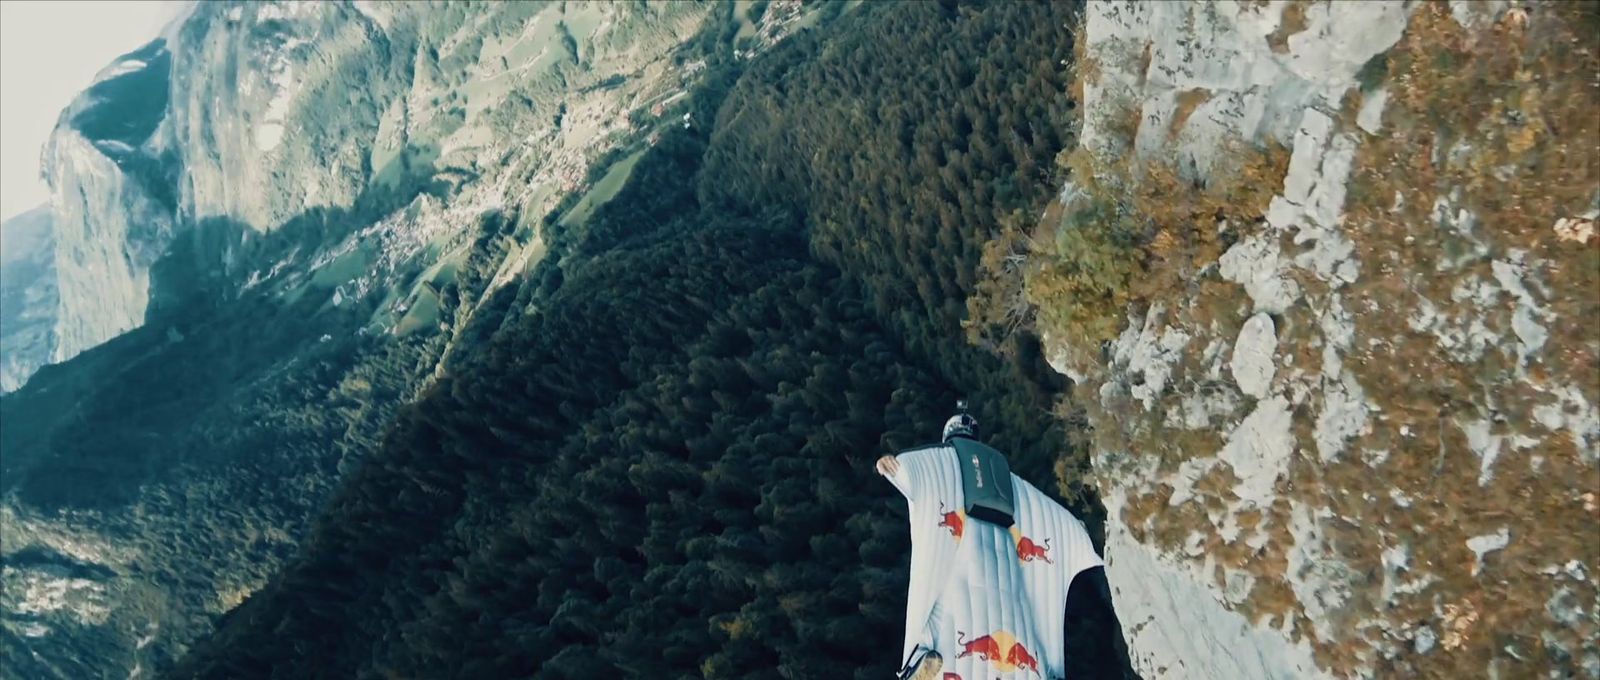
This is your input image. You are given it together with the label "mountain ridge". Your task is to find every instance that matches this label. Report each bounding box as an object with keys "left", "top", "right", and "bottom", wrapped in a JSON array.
[{"left": 2, "top": 2, "right": 796, "bottom": 675}]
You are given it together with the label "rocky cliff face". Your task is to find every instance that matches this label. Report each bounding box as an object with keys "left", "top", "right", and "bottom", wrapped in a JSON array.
[
  {"left": 41, "top": 36, "right": 177, "bottom": 368},
  {"left": 46, "top": 131, "right": 176, "bottom": 366},
  {"left": 1034, "top": 1, "right": 1598, "bottom": 677},
  {"left": 27, "top": 0, "right": 742, "bottom": 383},
  {"left": 0, "top": 206, "right": 57, "bottom": 393},
  {"left": 168, "top": 2, "right": 385, "bottom": 231}
]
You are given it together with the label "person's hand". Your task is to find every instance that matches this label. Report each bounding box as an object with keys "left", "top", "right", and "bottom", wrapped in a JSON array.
[{"left": 875, "top": 455, "right": 900, "bottom": 478}]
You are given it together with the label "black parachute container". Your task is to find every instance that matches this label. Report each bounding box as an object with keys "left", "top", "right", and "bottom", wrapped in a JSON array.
[
  {"left": 953, "top": 437, "right": 1016, "bottom": 526},
  {"left": 947, "top": 400, "right": 1015, "bottom": 526}
]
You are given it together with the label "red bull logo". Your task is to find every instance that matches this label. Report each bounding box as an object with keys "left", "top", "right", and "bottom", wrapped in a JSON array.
[
  {"left": 954, "top": 630, "right": 1042, "bottom": 677},
  {"left": 955, "top": 631, "right": 1003, "bottom": 662},
  {"left": 1015, "top": 535, "right": 1052, "bottom": 564},
  {"left": 1006, "top": 640, "right": 1042, "bottom": 676},
  {"left": 1008, "top": 526, "right": 1052, "bottom": 564},
  {"left": 937, "top": 501, "right": 965, "bottom": 540},
  {"left": 942, "top": 674, "right": 962, "bottom": 680}
]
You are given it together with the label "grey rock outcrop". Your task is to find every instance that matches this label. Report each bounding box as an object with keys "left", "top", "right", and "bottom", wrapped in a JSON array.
[
  {"left": 29, "top": 2, "right": 740, "bottom": 378},
  {"left": 1037, "top": 1, "right": 1599, "bottom": 677},
  {"left": 0, "top": 206, "right": 57, "bottom": 392},
  {"left": 45, "top": 126, "right": 175, "bottom": 363}
]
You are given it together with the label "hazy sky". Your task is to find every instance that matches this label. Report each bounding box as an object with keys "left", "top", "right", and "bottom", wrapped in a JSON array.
[{"left": 1, "top": 1, "right": 182, "bottom": 222}]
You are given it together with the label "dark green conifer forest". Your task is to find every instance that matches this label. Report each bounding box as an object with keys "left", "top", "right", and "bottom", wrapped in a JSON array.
[{"left": 172, "top": 2, "right": 1119, "bottom": 678}]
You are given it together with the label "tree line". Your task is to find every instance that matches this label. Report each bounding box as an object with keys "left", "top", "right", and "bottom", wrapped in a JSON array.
[{"left": 172, "top": 2, "right": 1125, "bottom": 678}]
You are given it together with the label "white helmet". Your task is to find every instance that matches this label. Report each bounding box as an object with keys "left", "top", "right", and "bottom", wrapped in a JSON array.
[{"left": 942, "top": 413, "right": 978, "bottom": 442}]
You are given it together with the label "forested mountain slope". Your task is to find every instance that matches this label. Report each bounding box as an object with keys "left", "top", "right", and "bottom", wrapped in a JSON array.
[
  {"left": 170, "top": 2, "right": 1119, "bottom": 678},
  {"left": 4, "top": 1, "right": 802, "bottom": 676}
]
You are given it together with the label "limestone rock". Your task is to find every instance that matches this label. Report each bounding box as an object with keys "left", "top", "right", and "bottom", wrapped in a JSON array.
[
  {"left": 1038, "top": 1, "right": 1599, "bottom": 677},
  {"left": 1230, "top": 313, "right": 1277, "bottom": 399}
]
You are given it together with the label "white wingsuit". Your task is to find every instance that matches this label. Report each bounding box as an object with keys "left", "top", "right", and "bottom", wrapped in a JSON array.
[{"left": 882, "top": 444, "right": 1102, "bottom": 680}]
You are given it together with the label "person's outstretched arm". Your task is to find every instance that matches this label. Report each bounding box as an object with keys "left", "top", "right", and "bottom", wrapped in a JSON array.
[
  {"left": 875, "top": 454, "right": 900, "bottom": 478},
  {"left": 876, "top": 454, "right": 913, "bottom": 499}
]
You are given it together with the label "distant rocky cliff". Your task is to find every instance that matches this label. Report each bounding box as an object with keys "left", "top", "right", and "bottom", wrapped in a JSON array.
[
  {"left": 0, "top": 206, "right": 57, "bottom": 392},
  {"left": 1034, "top": 1, "right": 1598, "bottom": 677},
  {"left": 23, "top": 0, "right": 748, "bottom": 386}
]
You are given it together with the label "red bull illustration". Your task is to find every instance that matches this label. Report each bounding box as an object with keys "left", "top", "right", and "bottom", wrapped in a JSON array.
[
  {"left": 953, "top": 630, "right": 1039, "bottom": 676},
  {"left": 938, "top": 501, "right": 965, "bottom": 540},
  {"left": 955, "top": 631, "right": 1003, "bottom": 661},
  {"left": 1005, "top": 640, "right": 1042, "bottom": 677},
  {"left": 1008, "top": 526, "right": 1052, "bottom": 564},
  {"left": 1015, "top": 535, "right": 1052, "bottom": 564}
]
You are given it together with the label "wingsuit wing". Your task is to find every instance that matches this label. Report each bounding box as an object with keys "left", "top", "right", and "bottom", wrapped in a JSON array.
[
  {"left": 885, "top": 445, "right": 964, "bottom": 669},
  {"left": 885, "top": 446, "right": 1103, "bottom": 678},
  {"left": 1009, "top": 473, "right": 1104, "bottom": 675}
]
